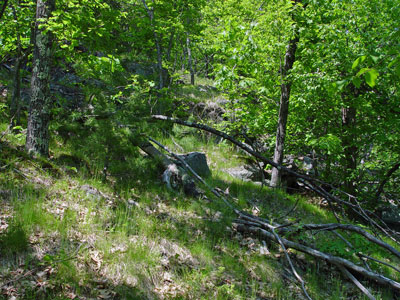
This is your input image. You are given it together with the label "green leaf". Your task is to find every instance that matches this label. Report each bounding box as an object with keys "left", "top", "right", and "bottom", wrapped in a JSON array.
[
  {"left": 334, "top": 79, "right": 348, "bottom": 91},
  {"left": 364, "top": 69, "right": 379, "bottom": 87},
  {"left": 352, "top": 76, "right": 362, "bottom": 88},
  {"left": 396, "top": 65, "right": 400, "bottom": 77},
  {"left": 352, "top": 55, "right": 366, "bottom": 70},
  {"left": 370, "top": 55, "right": 379, "bottom": 64},
  {"left": 356, "top": 67, "right": 369, "bottom": 77}
]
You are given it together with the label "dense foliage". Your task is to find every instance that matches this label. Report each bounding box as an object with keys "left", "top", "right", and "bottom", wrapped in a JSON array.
[{"left": 0, "top": 0, "right": 399, "bottom": 200}]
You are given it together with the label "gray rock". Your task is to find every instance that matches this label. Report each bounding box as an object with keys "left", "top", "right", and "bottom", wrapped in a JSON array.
[
  {"left": 302, "top": 156, "right": 316, "bottom": 175},
  {"left": 123, "top": 62, "right": 170, "bottom": 85},
  {"left": 225, "top": 165, "right": 264, "bottom": 182},
  {"left": 177, "top": 152, "right": 211, "bottom": 177},
  {"left": 380, "top": 204, "right": 400, "bottom": 225},
  {"left": 81, "top": 184, "right": 102, "bottom": 199}
]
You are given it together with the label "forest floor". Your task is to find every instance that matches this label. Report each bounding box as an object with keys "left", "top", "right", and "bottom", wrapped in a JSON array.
[{"left": 0, "top": 83, "right": 397, "bottom": 300}]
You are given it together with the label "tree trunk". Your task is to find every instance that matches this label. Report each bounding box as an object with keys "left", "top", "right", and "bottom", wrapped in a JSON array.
[
  {"left": 270, "top": 34, "right": 299, "bottom": 187},
  {"left": 25, "top": 0, "right": 55, "bottom": 157},
  {"left": 166, "top": 30, "right": 175, "bottom": 62},
  {"left": 10, "top": 57, "right": 21, "bottom": 126},
  {"left": 181, "top": 38, "right": 186, "bottom": 71},
  {"left": 341, "top": 95, "right": 358, "bottom": 194},
  {"left": 10, "top": 4, "right": 22, "bottom": 127},
  {"left": 186, "top": 34, "right": 195, "bottom": 85},
  {"left": 141, "top": 0, "right": 164, "bottom": 89},
  {"left": 155, "top": 34, "right": 164, "bottom": 89}
]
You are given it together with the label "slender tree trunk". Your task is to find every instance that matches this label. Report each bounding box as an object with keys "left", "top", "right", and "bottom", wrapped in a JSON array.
[
  {"left": 186, "top": 34, "right": 195, "bottom": 85},
  {"left": 141, "top": 0, "right": 164, "bottom": 89},
  {"left": 155, "top": 34, "right": 163, "bottom": 89},
  {"left": 172, "top": 49, "right": 178, "bottom": 74},
  {"left": 205, "top": 54, "right": 209, "bottom": 78},
  {"left": 181, "top": 38, "right": 186, "bottom": 71},
  {"left": 341, "top": 88, "right": 358, "bottom": 194},
  {"left": 10, "top": 58, "right": 21, "bottom": 126},
  {"left": 270, "top": 34, "right": 300, "bottom": 187},
  {"left": 25, "top": 0, "right": 55, "bottom": 157},
  {"left": 10, "top": 4, "right": 22, "bottom": 127},
  {"left": 166, "top": 30, "right": 175, "bottom": 62}
]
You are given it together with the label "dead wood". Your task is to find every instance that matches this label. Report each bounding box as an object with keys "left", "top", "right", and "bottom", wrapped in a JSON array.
[
  {"left": 138, "top": 141, "right": 182, "bottom": 190},
  {"left": 271, "top": 228, "right": 312, "bottom": 300},
  {"left": 149, "top": 137, "right": 313, "bottom": 298},
  {"left": 148, "top": 137, "right": 234, "bottom": 209},
  {"left": 235, "top": 223, "right": 400, "bottom": 291},
  {"left": 151, "top": 115, "right": 400, "bottom": 243},
  {"left": 299, "top": 223, "right": 400, "bottom": 259},
  {"left": 358, "top": 254, "right": 400, "bottom": 274},
  {"left": 145, "top": 133, "right": 400, "bottom": 296},
  {"left": 336, "top": 264, "right": 376, "bottom": 300}
]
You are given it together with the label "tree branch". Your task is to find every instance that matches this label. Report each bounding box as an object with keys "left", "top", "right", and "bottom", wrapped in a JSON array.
[
  {"left": 375, "top": 162, "right": 400, "bottom": 200},
  {"left": 235, "top": 224, "right": 400, "bottom": 291}
]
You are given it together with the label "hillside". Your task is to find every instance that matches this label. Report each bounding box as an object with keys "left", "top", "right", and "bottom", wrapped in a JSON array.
[{"left": 0, "top": 83, "right": 398, "bottom": 300}]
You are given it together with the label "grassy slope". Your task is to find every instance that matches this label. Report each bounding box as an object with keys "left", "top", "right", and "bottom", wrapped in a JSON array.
[{"left": 0, "top": 85, "right": 398, "bottom": 300}]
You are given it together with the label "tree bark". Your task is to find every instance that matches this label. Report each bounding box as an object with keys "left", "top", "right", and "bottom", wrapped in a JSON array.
[
  {"left": 270, "top": 33, "right": 300, "bottom": 187},
  {"left": 141, "top": 0, "right": 164, "bottom": 90},
  {"left": 25, "top": 0, "right": 55, "bottom": 157},
  {"left": 166, "top": 29, "right": 175, "bottom": 62},
  {"left": 10, "top": 57, "right": 21, "bottom": 126},
  {"left": 341, "top": 97, "right": 358, "bottom": 194},
  {"left": 10, "top": 4, "right": 23, "bottom": 127},
  {"left": 235, "top": 224, "right": 400, "bottom": 291},
  {"left": 151, "top": 115, "right": 400, "bottom": 240},
  {"left": 186, "top": 34, "right": 195, "bottom": 85}
]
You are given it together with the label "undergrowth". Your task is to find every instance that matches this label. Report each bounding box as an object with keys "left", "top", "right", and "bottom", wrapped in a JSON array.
[{"left": 0, "top": 85, "right": 398, "bottom": 299}]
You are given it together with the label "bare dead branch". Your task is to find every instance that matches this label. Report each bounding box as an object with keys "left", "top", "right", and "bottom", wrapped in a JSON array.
[
  {"left": 358, "top": 253, "right": 400, "bottom": 274},
  {"left": 336, "top": 264, "right": 376, "bottom": 300},
  {"left": 235, "top": 224, "right": 400, "bottom": 291},
  {"left": 299, "top": 223, "right": 400, "bottom": 259},
  {"left": 151, "top": 115, "right": 400, "bottom": 243},
  {"left": 272, "top": 228, "right": 313, "bottom": 300},
  {"left": 145, "top": 132, "right": 400, "bottom": 295}
]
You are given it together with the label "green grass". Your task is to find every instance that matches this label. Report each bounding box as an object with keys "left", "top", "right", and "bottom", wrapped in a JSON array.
[{"left": 1, "top": 99, "right": 398, "bottom": 300}]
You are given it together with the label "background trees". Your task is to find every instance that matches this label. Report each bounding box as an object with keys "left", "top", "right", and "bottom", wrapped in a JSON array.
[{"left": 0, "top": 0, "right": 398, "bottom": 198}]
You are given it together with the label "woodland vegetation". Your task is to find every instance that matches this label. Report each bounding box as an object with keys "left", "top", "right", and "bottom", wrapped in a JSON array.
[{"left": 0, "top": 0, "right": 399, "bottom": 299}]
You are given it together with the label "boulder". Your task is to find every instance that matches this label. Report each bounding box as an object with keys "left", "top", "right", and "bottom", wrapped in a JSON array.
[
  {"left": 379, "top": 204, "right": 400, "bottom": 226},
  {"left": 123, "top": 62, "right": 170, "bottom": 86},
  {"left": 177, "top": 152, "right": 211, "bottom": 177},
  {"left": 225, "top": 165, "right": 264, "bottom": 182}
]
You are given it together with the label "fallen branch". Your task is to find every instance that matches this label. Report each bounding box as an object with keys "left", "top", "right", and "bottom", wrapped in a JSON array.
[
  {"left": 146, "top": 135, "right": 400, "bottom": 296},
  {"left": 358, "top": 253, "right": 400, "bottom": 274},
  {"left": 149, "top": 137, "right": 315, "bottom": 299},
  {"left": 272, "top": 228, "right": 312, "bottom": 300},
  {"left": 235, "top": 224, "right": 400, "bottom": 291},
  {"left": 151, "top": 115, "right": 400, "bottom": 243},
  {"left": 299, "top": 223, "right": 400, "bottom": 259},
  {"left": 336, "top": 264, "right": 376, "bottom": 300}
]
